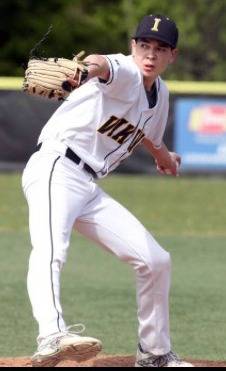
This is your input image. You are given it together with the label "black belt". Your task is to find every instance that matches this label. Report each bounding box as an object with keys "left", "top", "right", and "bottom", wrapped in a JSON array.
[{"left": 36, "top": 143, "right": 97, "bottom": 179}]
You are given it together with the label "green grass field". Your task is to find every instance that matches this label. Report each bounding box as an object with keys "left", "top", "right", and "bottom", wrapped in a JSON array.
[{"left": 0, "top": 173, "right": 226, "bottom": 360}]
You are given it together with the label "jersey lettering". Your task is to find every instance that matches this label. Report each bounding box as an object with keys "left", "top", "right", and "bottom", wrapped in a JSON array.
[
  {"left": 98, "top": 116, "right": 145, "bottom": 151},
  {"left": 128, "top": 130, "right": 145, "bottom": 152},
  {"left": 98, "top": 116, "right": 128, "bottom": 137},
  {"left": 112, "top": 124, "right": 135, "bottom": 144},
  {"left": 151, "top": 18, "right": 161, "bottom": 32}
]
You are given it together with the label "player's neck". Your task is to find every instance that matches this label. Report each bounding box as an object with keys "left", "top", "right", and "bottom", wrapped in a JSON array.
[{"left": 143, "top": 77, "right": 156, "bottom": 92}]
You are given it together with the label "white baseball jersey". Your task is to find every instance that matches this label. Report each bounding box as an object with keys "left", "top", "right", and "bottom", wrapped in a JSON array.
[{"left": 39, "top": 53, "right": 169, "bottom": 178}]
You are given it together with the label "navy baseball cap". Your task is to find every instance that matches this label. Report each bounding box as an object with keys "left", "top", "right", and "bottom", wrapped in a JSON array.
[{"left": 133, "top": 14, "right": 179, "bottom": 48}]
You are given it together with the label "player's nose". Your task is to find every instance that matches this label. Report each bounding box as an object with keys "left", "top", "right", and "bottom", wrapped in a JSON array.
[{"left": 146, "top": 48, "right": 157, "bottom": 60}]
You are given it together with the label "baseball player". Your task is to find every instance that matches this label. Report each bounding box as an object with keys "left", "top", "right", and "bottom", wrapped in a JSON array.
[{"left": 22, "top": 14, "right": 194, "bottom": 367}]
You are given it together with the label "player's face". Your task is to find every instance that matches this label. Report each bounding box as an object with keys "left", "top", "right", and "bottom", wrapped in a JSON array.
[{"left": 131, "top": 39, "right": 177, "bottom": 85}]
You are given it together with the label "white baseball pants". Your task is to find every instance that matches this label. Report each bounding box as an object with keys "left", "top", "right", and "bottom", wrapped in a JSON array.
[{"left": 22, "top": 141, "right": 171, "bottom": 355}]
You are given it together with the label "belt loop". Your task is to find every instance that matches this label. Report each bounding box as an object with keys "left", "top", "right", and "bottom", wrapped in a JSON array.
[
  {"left": 78, "top": 160, "right": 84, "bottom": 169},
  {"left": 84, "top": 163, "right": 97, "bottom": 179}
]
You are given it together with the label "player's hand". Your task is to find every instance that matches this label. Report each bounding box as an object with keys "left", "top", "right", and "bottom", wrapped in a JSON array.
[
  {"left": 156, "top": 152, "right": 181, "bottom": 177},
  {"left": 67, "top": 77, "right": 80, "bottom": 87},
  {"left": 62, "top": 77, "right": 80, "bottom": 92}
]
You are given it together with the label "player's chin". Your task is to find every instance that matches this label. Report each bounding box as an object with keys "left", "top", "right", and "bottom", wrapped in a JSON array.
[{"left": 142, "top": 69, "right": 158, "bottom": 79}]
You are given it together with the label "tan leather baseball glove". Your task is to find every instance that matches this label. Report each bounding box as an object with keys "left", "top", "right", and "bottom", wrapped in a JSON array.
[{"left": 22, "top": 51, "right": 88, "bottom": 100}]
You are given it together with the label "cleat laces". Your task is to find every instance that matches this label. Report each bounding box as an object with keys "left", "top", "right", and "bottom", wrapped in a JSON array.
[
  {"left": 164, "top": 351, "right": 181, "bottom": 365},
  {"left": 65, "top": 323, "right": 86, "bottom": 336},
  {"left": 37, "top": 323, "right": 86, "bottom": 352},
  {"left": 137, "top": 349, "right": 182, "bottom": 367}
]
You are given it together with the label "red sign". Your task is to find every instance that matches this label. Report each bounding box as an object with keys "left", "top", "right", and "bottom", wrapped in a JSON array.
[{"left": 189, "top": 105, "right": 226, "bottom": 135}]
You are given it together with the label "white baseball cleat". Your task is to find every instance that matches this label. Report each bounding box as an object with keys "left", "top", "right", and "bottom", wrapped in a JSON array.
[
  {"left": 31, "top": 324, "right": 102, "bottom": 367},
  {"left": 135, "top": 344, "right": 194, "bottom": 367}
]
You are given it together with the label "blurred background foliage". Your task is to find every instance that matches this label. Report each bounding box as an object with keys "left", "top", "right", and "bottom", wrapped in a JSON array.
[{"left": 0, "top": 0, "right": 226, "bottom": 80}]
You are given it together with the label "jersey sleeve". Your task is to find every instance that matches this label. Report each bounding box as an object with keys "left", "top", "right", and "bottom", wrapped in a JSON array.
[{"left": 96, "top": 54, "right": 141, "bottom": 102}]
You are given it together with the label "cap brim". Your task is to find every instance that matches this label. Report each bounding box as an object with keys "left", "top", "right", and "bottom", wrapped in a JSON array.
[{"left": 133, "top": 33, "right": 176, "bottom": 48}]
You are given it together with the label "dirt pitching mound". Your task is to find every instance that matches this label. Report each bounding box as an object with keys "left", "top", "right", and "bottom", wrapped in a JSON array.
[{"left": 0, "top": 356, "right": 226, "bottom": 367}]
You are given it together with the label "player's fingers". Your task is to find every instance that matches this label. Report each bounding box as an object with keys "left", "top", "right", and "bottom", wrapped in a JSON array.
[
  {"left": 171, "top": 161, "right": 180, "bottom": 177},
  {"left": 157, "top": 162, "right": 180, "bottom": 177},
  {"left": 169, "top": 162, "right": 179, "bottom": 177},
  {"left": 156, "top": 165, "right": 166, "bottom": 175},
  {"left": 62, "top": 77, "right": 79, "bottom": 92},
  {"left": 67, "top": 77, "right": 79, "bottom": 87},
  {"left": 175, "top": 155, "right": 181, "bottom": 166}
]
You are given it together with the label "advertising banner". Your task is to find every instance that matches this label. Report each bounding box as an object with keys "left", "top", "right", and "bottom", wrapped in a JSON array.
[{"left": 174, "top": 98, "right": 226, "bottom": 171}]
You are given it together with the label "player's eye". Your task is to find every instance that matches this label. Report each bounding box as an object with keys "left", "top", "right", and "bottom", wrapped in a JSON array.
[
  {"left": 157, "top": 47, "right": 167, "bottom": 53},
  {"left": 140, "top": 43, "right": 149, "bottom": 50}
]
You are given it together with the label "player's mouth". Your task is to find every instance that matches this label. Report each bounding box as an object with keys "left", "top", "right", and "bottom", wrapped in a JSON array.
[{"left": 143, "top": 64, "right": 155, "bottom": 73}]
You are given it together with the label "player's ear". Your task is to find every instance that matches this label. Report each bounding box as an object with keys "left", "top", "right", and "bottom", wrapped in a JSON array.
[
  {"left": 168, "top": 48, "right": 178, "bottom": 64},
  {"left": 131, "top": 39, "right": 136, "bottom": 56}
]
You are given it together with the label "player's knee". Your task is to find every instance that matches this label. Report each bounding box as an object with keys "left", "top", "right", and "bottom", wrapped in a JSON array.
[
  {"left": 154, "top": 251, "right": 171, "bottom": 273},
  {"left": 139, "top": 250, "right": 171, "bottom": 275}
]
